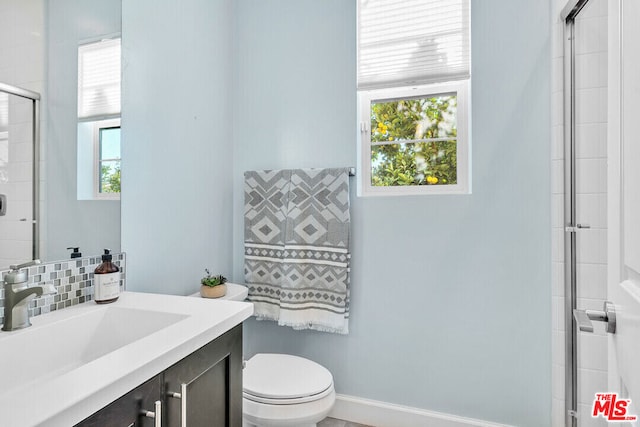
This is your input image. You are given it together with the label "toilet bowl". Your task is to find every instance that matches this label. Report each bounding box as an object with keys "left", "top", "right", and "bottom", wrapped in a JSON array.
[
  {"left": 242, "top": 353, "right": 335, "bottom": 427},
  {"left": 191, "top": 283, "right": 336, "bottom": 426}
]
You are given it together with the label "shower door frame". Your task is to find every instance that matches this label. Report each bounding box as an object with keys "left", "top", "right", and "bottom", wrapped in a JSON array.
[
  {"left": 0, "top": 82, "right": 41, "bottom": 262},
  {"left": 561, "top": 0, "right": 600, "bottom": 426}
]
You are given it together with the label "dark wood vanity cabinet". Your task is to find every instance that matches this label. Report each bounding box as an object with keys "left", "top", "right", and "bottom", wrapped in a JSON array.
[
  {"left": 164, "top": 323, "right": 243, "bottom": 427},
  {"left": 75, "top": 325, "right": 243, "bottom": 427},
  {"left": 75, "top": 375, "right": 162, "bottom": 427}
]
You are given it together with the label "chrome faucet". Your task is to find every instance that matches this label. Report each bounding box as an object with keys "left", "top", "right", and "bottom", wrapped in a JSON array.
[{"left": 2, "top": 260, "right": 56, "bottom": 331}]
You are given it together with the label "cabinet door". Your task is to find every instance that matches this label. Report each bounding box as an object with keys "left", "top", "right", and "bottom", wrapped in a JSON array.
[
  {"left": 164, "top": 325, "right": 243, "bottom": 427},
  {"left": 74, "top": 375, "right": 162, "bottom": 427}
]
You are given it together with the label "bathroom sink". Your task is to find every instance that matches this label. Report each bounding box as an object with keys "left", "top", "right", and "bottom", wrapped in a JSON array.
[
  {"left": 0, "top": 306, "right": 187, "bottom": 394},
  {"left": 0, "top": 291, "right": 253, "bottom": 427}
]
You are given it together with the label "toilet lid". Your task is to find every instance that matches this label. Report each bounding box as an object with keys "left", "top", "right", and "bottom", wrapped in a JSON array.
[{"left": 243, "top": 353, "right": 333, "bottom": 400}]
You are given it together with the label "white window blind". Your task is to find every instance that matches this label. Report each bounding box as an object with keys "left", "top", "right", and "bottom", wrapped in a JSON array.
[
  {"left": 358, "top": 0, "right": 470, "bottom": 90},
  {"left": 78, "top": 38, "right": 121, "bottom": 119}
]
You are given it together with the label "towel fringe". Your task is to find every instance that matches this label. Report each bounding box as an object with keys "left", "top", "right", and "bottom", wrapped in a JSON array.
[{"left": 254, "top": 315, "right": 349, "bottom": 335}]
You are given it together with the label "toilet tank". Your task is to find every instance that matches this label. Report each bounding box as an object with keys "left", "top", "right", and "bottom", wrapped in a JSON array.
[{"left": 190, "top": 283, "right": 248, "bottom": 301}]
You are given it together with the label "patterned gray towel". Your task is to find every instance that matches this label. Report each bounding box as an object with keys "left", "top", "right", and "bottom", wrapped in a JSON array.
[{"left": 244, "top": 168, "right": 351, "bottom": 334}]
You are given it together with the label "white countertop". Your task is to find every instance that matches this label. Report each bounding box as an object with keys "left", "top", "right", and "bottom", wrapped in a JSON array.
[{"left": 0, "top": 291, "right": 253, "bottom": 427}]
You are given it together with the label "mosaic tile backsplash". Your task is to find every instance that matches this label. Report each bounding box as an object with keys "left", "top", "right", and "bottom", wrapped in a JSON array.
[{"left": 0, "top": 253, "right": 126, "bottom": 326}]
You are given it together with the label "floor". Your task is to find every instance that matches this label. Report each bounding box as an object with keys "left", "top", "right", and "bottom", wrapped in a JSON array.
[{"left": 318, "top": 418, "right": 371, "bottom": 427}]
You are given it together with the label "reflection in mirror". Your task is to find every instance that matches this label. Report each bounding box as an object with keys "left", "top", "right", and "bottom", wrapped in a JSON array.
[
  {"left": 0, "top": 84, "right": 39, "bottom": 268},
  {"left": 0, "top": 0, "right": 122, "bottom": 269}
]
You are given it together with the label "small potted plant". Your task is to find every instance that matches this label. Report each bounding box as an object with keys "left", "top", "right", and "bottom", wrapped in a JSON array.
[{"left": 200, "top": 269, "right": 228, "bottom": 298}]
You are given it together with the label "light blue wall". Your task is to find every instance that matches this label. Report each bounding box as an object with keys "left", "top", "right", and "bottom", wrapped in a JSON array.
[
  {"left": 121, "top": 0, "right": 551, "bottom": 424},
  {"left": 46, "top": 0, "right": 121, "bottom": 261},
  {"left": 121, "top": 0, "right": 234, "bottom": 295},
  {"left": 232, "top": 0, "right": 551, "bottom": 426}
]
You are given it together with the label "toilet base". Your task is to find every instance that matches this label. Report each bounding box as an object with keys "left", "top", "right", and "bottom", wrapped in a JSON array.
[
  {"left": 243, "top": 422, "right": 316, "bottom": 427},
  {"left": 242, "top": 389, "right": 335, "bottom": 427}
]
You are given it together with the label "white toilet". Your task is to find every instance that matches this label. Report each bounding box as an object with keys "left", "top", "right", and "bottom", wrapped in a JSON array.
[
  {"left": 192, "top": 283, "right": 336, "bottom": 426},
  {"left": 242, "top": 353, "right": 335, "bottom": 427}
]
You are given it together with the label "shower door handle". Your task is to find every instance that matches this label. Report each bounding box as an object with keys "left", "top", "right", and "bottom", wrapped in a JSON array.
[
  {"left": 0, "top": 194, "right": 5, "bottom": 216},
  {"left": 573, "top": 301, "right": 616, "bottom": 334}
]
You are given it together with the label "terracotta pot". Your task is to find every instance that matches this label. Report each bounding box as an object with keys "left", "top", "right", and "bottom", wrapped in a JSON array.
[{"left": 200, "top": 284, "right": 227, "bottom": 298}]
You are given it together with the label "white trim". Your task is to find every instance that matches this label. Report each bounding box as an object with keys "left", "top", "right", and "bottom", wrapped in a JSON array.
[
  {"left": 329, "top": 394, "right": 514, "bottom": 427},
  {"left": 358, "top": 80, "right": 471, "bottom": 197},
  {"left": 78, "top": 32, "right": 121, "bottom": 47},
  {"left": 372, "top": 136, "right": 458, "bottom": 147}
]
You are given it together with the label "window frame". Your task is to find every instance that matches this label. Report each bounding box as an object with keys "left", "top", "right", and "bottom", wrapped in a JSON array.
[
  {"left": 92, "top": 118, "right": 121, "bottom": 200},
  {"left": 358, "top": 80, "right": 470, "bottom": 197}
]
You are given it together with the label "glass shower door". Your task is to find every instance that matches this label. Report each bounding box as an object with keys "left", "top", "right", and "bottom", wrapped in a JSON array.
[
  {"left": 0, "top": 87, "right": 37, "bottom": 268},
  {"left": 573, "top": 0, "right": 609, "bottom": 424}
]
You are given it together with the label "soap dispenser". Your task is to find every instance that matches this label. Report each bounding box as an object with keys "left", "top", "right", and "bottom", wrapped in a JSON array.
[
  {"left": 94, "top": 249, "right": 120, "bottom": 304},
  {"left": 67, "top": 247, "right": 82, "bottom": 259}
]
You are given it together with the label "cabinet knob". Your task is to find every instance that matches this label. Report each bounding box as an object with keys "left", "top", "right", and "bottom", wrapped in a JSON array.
[{"left": 140, "top": 400, "right": 162, "bottom": 427}]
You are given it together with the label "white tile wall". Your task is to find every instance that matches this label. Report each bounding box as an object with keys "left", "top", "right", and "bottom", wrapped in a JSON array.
[
  {"left": 577, "top": 263, "right": 608, "bottom": 300},
  {"left": 553, "top": 330, "right": 566, "bottom": 366},
  {"left": 551, "top": 0, "right": 609, "bottom": 425},
  {"left": 578, "top": 334, "right": 608, "bottom": 370},
  {"left": 552, "top": 125, "right": 565, "bottom": 160},
  {"left": 576, "top": 158, "right": 607, "bottom": 194},
  {"left": 576, "top": 229, "right": 607, "bottom": 265},
  {"left": 552, "top": 229, "right": 565, "bottom": 267},
  {"left": 576, "top": 193, "right": 607, "bottom": 228},
  {"left": 553, "top": 261, "right": 565, "bottom": 297},
  {"left": 574, "top": 16, "right": 608, "bottom": 55},
  {"left": 551, "top": 159, "right": 565, "bottom": 194},
  {"left": 575, "top": 88, "right": 604, "bottom": 124},
  {"left": 553, "top": 397, "right": 565, "bottom": 426},
  {"left": 574, "top": 3, "right": 609, "bottom": 421},
  {"left": 579, "top": 368, "right": 608, "bottom": 402},
  {"left": 552, "top": 194, "right": 564, "bottom": 228}
]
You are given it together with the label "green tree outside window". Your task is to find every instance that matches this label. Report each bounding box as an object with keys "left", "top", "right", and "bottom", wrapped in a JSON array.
[{"left": 370, "top": 94, "right": 457, "bottom": 187}]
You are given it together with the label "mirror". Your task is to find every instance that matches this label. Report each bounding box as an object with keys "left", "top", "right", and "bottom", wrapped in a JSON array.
[{"left": 0, "top": 0, "right": 122, "bottom": 269}]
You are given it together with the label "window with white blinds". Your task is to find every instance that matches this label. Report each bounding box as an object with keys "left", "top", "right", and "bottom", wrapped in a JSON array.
[
  {"left": 357, "top": 0, "right": 470, "bottom": 90},
  {"left": 78, "top": 38, "right": 121, "bottom": 119}
]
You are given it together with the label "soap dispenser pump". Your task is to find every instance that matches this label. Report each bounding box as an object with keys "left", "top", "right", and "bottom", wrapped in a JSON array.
[
  {"left": 67, "top": 247, "right": 82, "bottom": 259},
  {"left": 94, "top": 249, "right": 120, "bottom": 304}
]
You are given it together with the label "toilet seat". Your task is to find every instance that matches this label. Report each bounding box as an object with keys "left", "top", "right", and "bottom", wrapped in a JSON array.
[
  {"left": 243, "top": 353, "right": 334, "bottom": 405},
  {"left": 243, "top": 384, "right": 334, "bottom": 405}
]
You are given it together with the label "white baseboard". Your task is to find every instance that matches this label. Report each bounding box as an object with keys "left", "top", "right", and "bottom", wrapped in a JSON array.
[{"left": 329, "top": 394, "right": 514, "bottom": 427}]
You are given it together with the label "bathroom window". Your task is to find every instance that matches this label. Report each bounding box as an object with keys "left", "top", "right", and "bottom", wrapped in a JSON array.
[
  {"left": 360, "top": 82, "right": 469, "bottom": 195},
  {"left": 357, "top": 0, "right": 471, "bottom": 196},
  {"left": 94, "top": 119, "right": 121, "bottom": 199},
  {"left": 76, "top": 37, "right": 121, "bottom": 200}
]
